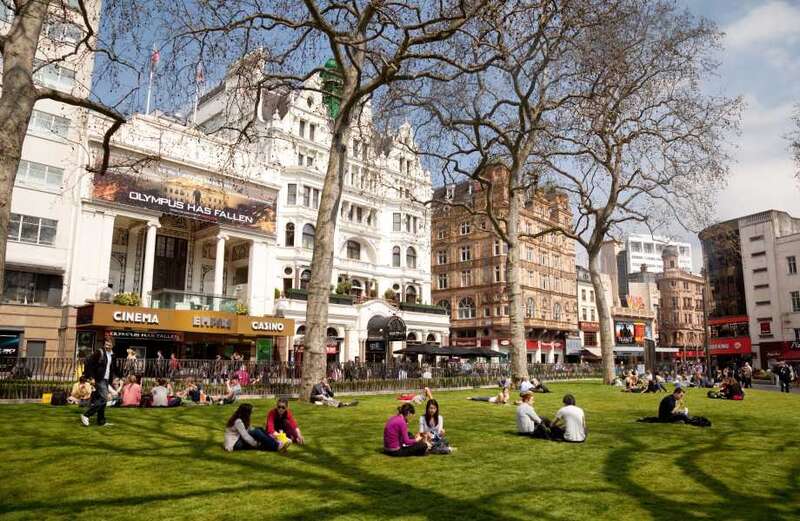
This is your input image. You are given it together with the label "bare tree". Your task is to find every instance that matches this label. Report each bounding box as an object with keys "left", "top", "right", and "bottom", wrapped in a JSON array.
[
  {"left": 160, "top": 1, "right": 488, "bottom": 399},
  {"left": 542, "top": 0, "right": 742, "bottom": 383},
  {"left": 791, "top": 104, "right": 799, "bottom": 179},
  {"left": 0, "top": 0, "right": 128, "bottom": 295}
]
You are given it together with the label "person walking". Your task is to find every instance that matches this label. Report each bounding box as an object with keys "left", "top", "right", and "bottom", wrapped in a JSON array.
[
  {"left": 741, "top": 362, "right": 753, "bottom": 389},
  {"left": 81, "top": 339, "right": 119, "bottom": 427},
  {"left": 777, "top": 362, "right": 793, "bottom": 393}
]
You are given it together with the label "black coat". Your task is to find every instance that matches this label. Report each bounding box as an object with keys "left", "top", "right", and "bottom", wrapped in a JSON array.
[{"left": 83, "top": 349, "right": 119, "bottom": 382}]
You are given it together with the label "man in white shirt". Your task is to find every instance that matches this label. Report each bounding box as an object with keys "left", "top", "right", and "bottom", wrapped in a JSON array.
[{"left": 551, "top": 394, "right": 586, "bottom": 443}]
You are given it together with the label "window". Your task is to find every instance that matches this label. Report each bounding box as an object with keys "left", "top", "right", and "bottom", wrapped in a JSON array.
[
  {"left": 493, "top": 240, "right": 501, "bottom": 256},
  {"left": 751, "top": 251, "right": 766, "bottom": 258},
  {"left": 644, "top": 243, "right": 654, "bottom": 254},
  {"left": 438, "top": 299, "right": 451, "bottom": 316},
  {"left": 759, "top": 320, "right": 772, "bottom": 336},
  {"left": 33, "top": 60, "right": 76, "bottom": 91},
  {"left": 285, "top": 223, "right": 295, "bottom": 247},
  {"left": 683, "top": 281, "right": 689, "bottom": 290},
  {"left": 405, "top": 214, "right": 411, "bottom": 233},
  {"left": 298, "top": 120, "right": 306, "bottom": 138},
  {"left": 630, "top": 242, "right": 642, "bottom": 252},
  {"left": 393, "top": 213, "right": 402, "bottom": 232},
  {"left": 28, "top": 110, "right": 70, "bottom": 138},
  {"left": 352, "top": 140, "right": 360, "bottom": 158},
  {"left": 526, "top": 297, "right": 535, "bottom": 318},
  {"left": 541, "top": 275, "right": 548, "bottom": 290},
  {"left": 392, "top": 246, "right": 401, "bottom": 267},
  {"left": 582, "top": 307, "right": 587, "bottom": 321},
  {"left": 789, "top": 256, "right": 797, "bottom": 275},
  {"left": 300, "top": 270, "right": 311, "bottom": 290},
  {"left": 437, "top": 274, "right": 448, "bottom": 289},
  {"left": 437, "top": 250, "right": 447, "bottom": 265},
  {"left": 753, "top": 267, "right": 768, "bottom": 273},
  {"left": 485, "top": 306, "right": 491, "bottom": 317},
  {"left": 3, "top": 270, "right": 62, "bottom": 306},
  {"left": 553, "top": 303, "right": 562, "bottom": 320},
  {"left": 795, "top": 328, "right": 800, "bottom": 342},
  {"left": 590, "top": 309, "right": 595, "bottom": 321},
  {"left": 494, "top": 265, "right": 501, "bottom": 283},
  {"left": 286, "top": 184, "right": 297, "bottom": 205},
  {"left": 0, "top": 2, "right": 13, "bottom": 22},
  {"left": 589, "top": 290, "right": 594, "bottom": 300},
  {"left": 460, "top": 222, "right": 471, "bottom": 235},
  {"left": 45, "top": 21, "right": 83, "bottom": 45},
  {"left": 302, "top": 224, "right": 315, "bottom": 249},
  {"left": 460, "top": 246, "right": 471, "bottom": 262},
  {"left": 16, "top": 160, "right": 63, "bottom": 189},
  {"left": 461, "top": 270, "right": 472, "bottom": 287},
  {"left": 406, "top": 247, "right": 417, "bottom": 269},
  {"left": 8, "top": 214, "right": 57, "bottom": 245},
  {"left": 309, "top": 124, "right": 316, "bottom": 141},
  {"left": 346, "top": 240, "right": 361, "bottom": 260},
  {"left": 457, "top": 297, "right": 476, "bottom": 319},
  {"left": 581, "top": 289, "right": 586, "bottom": 302},
  {"left": 526, "top": 247, "right": 533, "bottom": 261},
  {"left": 436, "top": 228, "right": 446, "bottom": 240},
  {"left": 792, "top": 291, "right": 800, "bottom": 312},
  {"left": 750, "top": 235, "right": 764, "bottom": 241},
  {"left": 302, "top": 186, "right": 311, "bottom": 207}
]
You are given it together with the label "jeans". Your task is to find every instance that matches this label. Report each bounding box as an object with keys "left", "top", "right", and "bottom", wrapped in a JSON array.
[
  {"left": 85, "top": 379, "right": 109, "bottom": 425},
  {"left": 385, "top": 440, "right": 427, "bottom": 457},
  {"left": 780, "top": 380, "right": 791, "bottom": 393},
  {"left": 234, "top": 427, "right": 280, "bottom": 451}
]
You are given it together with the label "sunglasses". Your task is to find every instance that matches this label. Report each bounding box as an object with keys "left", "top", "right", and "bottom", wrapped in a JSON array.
[{"left": 277, "top": 406, "right": 286, "bottom": 410}]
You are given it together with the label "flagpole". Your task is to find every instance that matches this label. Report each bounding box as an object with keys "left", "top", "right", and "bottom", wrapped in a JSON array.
[
  {"left": 192, "top": 88, "right": 199, "bottom": 125},
  {"left": 145, "top": 67, "right": 154, "bottom": 115}
]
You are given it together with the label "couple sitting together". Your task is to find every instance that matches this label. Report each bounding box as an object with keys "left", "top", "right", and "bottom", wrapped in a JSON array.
[
  {"left": 516, "top": 392, "right": 586, "bottom": 442},
  {"left": 223, "top": 398, "right": 305, "bottom": 452},
  {"left": 707, "top": 377, "right": 744, "bottom": 400},
  {"left": 383, "top": 400, "right": 455, "bottom": 456}
]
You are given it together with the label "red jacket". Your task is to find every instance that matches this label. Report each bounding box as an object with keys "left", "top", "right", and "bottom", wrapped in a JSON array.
[{"left": 266, "top": 408, "right": 298, "bottom": 435}]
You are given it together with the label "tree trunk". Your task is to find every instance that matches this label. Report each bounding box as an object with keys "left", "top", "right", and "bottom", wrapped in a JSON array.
[
  {"left": 299, "top": 122, "right": 349, "bottom": 400},
  {"left": 589, "top": 250, "right": 615, "bottom": 384},
  {"left": 505, "top": 189, "right": 528, "bottom": 383},
  {"left": 0, "top": 0, "right": 49, "bottom": 295}
]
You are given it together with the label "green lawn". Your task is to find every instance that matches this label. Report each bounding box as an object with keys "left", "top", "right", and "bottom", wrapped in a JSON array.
[{"left": 1, "top": 383, "right": 798, "bottom": 521}]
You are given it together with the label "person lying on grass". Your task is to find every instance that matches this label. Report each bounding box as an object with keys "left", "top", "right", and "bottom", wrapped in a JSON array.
[
  {"left": 383, "top": 403, "right": 430, "bottom": 457},
  {"left": 467, "top": 386, "right": 510, "bottom": 404},
  {"left": 520, "top": 377, "right": 551, "bottom": 394},
  {"left": 310, "top": 377, "right": 358, "bottom": 408},
  {"left": 224, "top": 403, "right": 289, "bottom": 452},
  {"left": 398, "top": 386, "right": 433, "bottom": 404},
  {"left": 419, "top": 399, "right": 455, "bottom": 454},
  {"left": 212, "top": 377, "right": 242, "bottom": 405},
  {"left": 266, "top": 397, "right": 305, "bottom": 445}
]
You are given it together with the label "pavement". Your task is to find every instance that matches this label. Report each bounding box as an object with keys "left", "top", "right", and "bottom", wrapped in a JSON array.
[{"left": 751, "top": 382, "right": 800, "bottom": 394}]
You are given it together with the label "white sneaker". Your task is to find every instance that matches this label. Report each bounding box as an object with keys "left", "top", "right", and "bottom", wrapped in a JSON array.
[
  {"left": 80, "top": 415, "right": 90, "bottom": 427},
  {"left": 99, "top": 422, "right": 114, "bottom": 427}
]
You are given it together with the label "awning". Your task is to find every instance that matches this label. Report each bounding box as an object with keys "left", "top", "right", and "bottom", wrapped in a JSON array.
[
  {"left": 394, "top": 345, "right": 506, "bottom": 358},
  {"left": 580, "top": 348, "right": 602, "bottom": 360}
]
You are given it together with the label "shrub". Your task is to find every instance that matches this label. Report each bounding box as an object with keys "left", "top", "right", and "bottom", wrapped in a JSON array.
[
  {"left": 112, "top": 292, "right": 141, "bottom": 306},
  {"left": 384, "top": 288, "right": 395, "bottom": 300}
]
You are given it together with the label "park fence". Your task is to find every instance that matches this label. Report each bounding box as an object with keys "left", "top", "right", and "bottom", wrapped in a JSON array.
[{"left": 0, "top": 357, "right": 603, "bottom": 401}]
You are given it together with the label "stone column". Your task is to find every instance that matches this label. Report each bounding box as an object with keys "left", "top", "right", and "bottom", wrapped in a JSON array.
[
  {"left": 213, "top": 234, "right": 227, "bottom": 304},
  {"left": 247, "top": 240, "right": 269, "bottom": 315},
  {"left": 140, "top": 222, "right": 160, "bottom": 306}
]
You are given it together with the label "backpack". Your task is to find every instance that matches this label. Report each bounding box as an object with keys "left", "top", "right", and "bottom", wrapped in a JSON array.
[
  {"left": 140, "top": 393, "right": 154, "bottom": 408},
  {"left": 50, "top": 389, "right": 68, "bottom": 406}
]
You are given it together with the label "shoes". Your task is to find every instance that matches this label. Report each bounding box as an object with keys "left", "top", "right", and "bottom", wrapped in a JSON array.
[
  {"left": 278, "top": 438, "right": 292, "bottom": 453},
  {"left": 449, "top": 447, "right": 457, "bottom": 453},
  {"left": 80, "top": 415, "right": 89, "bottom": 427},
  {"left": 98, "top": 422, "right": 114, "bottom": 427},
  {"left": 342, "top": 400, "right": 359, "bottom": 407}
]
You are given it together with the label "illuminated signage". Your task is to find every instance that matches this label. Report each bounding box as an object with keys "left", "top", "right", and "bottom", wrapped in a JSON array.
[{"left": 113, "top": 311, "right": 160, "bottom": 324}]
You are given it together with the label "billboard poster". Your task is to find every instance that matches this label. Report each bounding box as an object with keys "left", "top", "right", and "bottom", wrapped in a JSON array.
[
  {"left": 634, "top": 323, "right": 645, "bottom": 344},
  {"left": 93, "top": 169, "right": 277, "bottom": 234},
  {"left": 615, "top": 321, "right": 635, "bottom": 345}
]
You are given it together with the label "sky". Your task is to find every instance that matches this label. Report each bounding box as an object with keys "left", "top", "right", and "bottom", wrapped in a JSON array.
[{"left": 672, "top": 1, "right": 800, "bottom": 270}]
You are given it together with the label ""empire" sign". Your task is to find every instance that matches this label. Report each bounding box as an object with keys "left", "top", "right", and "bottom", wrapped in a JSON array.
[{"left": 192, "top": 316, "right": 233, "bottom": 329}]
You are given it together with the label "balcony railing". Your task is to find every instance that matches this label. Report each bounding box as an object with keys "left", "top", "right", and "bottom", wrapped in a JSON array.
[
  {"left": 399, "top": 302, "right": 449, "bottom": 315},
  {"left": 150, "top": 289, "right": 238, "bottom": 312},
  {"left": 284, "top": 288, "right": 354, "bottom": 305},
  {"left": 0, "top": 357, "right": 603, "bottom": 400}
]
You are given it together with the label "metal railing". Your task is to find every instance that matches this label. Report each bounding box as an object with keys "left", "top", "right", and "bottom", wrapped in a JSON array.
[{"left": 0, "top": 357, "right": 602, "bottom": 400}]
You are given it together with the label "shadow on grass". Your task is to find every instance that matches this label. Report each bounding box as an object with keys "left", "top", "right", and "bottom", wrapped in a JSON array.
[{"left": 602, "top": 422, "right": 800, "bottom": 521}]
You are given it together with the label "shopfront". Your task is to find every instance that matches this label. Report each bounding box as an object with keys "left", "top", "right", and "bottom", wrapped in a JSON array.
[
  {"left": 759, "top": 341, "right": 800, "bottom": 366},
  {"left": 75, "top": 303, "right": 294, "bottom": 360}
]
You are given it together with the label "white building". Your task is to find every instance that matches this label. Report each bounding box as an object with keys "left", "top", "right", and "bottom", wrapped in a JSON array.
[
  {"left": 623, "top": 234, "right": 693, "bottom": 274},
  {"left": 576, "top": 266, "right": 602, "bottom": 357},
  {"left": 0, "top": 0, "right": 101, "bottom": 357}
]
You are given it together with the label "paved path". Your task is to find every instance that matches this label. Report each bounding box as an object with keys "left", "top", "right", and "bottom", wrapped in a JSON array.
[{"left": 752, "top": 382, "right": 800, "bottom": 394}]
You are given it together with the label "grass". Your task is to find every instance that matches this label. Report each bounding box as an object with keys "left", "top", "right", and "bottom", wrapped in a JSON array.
[{"left": 0, "top": 383, "right": 798, "bottom": 521}]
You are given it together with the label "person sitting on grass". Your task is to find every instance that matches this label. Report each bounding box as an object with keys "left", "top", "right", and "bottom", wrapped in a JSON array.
[
  {"left": 383, "top": 403, "right": 429, "bottom": 457},
  {"left": 659, "top": 387, "right": 690, "bottom": 422},
  {"left": 107, "top": 377, "right": 123, "bottom": 407},
  {"left": 266, "top": 398, "right": 305, "bottom": 445},
  {"left": 177, "top": 378, "right": 199, "bottom": 402},
  {"left": 549, "top": 394, "right": 586, "bottom": 443},
  {"left": 516, "top": 391, "right": 549, "bottom": 438},
  {"left": 213, "top": 377, "right": 242, "bottom": 405},
  {"left": 120, "top": 375, "right": 141, "bottom": 407},
  {"left": 67, "top": 376, "right": 93, "bottom": 405},
  {"left": 419, "top": 398, "right": 455, "bottom": 454},
  {"left": 310, "top": 377, "right": 358, "bottom": 408},
  {"left": 224, "top": 403, "right": 288, "bottom": 452},
  {"left": 398, "top": 387, "right": 433, "bottom": 404},
  {"left": 468, "top": 385, "right": 510, "bottom": 404},
  {"left": 708, "top": 377, "right": 744, "bottom": 400},
  {"left": 152, "top": 378, "right": 181, "bottom": 407}
]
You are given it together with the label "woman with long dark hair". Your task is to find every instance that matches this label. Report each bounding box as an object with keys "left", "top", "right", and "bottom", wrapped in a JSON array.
[
  {"left": 419, "top": 399, "right": 454, "bottom": 454},
  {"left": 224, "top": 404, "right": 288, "bottom": 452},
  {"left": 383, "top": 403, "right": 428, "bottom": 457}
]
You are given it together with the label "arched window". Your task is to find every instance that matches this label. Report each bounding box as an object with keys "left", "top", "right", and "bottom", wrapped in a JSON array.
[
  {"left": 285, "top": 222, "right": 295, "bottom": 247},
  {"left": 437, "top": 299, "right": 451, "bottom": 316},
  {"left": 553, "top": 302, "right": 562, "bottom": 321},
  {"left": 302, "top": 224, "right": 315, "bottom": 249},
  {"left": 526, "top": 297, "right": 535, "bottom": 318},
  {"left": 458, "top": 297, "right": 476, "bottom": 319},
  {"left": 405, "top": 285, "right": 417, "bottom": 303},
  {"left": 426, "top": 333, "right": 437, "bottom": 343},
  {"left": 406, "top": 247, "right": 417, "bottom": 269},
  {"left": 300, "top": 269, "right": 311, "bottom": 290},
  {"left": 392, "top": 246, "right": 401, "bottom": 267},
  {"left": 346, "top": 240, "right": 361, "bottom": 260},
  {"left": 296, "top": 325, "right": 306, "bottom": 335},
  {"left": 326, "top": 327, "right": 339, "bottom": 338},
  {"left": 350, "top": 279, "right": 363, "bottom": 296},
  {"left": 407, "top": 332, "right": 418, "bottom": 342}
]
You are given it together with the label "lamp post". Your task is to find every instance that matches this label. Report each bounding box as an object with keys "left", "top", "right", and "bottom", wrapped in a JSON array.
[{"left": 701, "top": 267, "right": 711, "bottom": 373}]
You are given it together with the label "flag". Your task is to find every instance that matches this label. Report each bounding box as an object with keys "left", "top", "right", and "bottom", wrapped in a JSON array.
[
  {"left": 195, "top": 62, "right": 205, "bottom": 85},
  {"left": 150, "top": 48, "right": 160, "bottom": 71}
]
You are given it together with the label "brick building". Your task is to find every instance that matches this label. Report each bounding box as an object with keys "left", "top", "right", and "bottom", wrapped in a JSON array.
[
  {"left": 656, "top": 246, "right": 705, "bottom": 350},
  {"left": 430, "top": 166, "right": 577, "bottom": 362}
]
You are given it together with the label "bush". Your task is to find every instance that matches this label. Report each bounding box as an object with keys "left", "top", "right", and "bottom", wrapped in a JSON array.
[
  {"left": 336, "top": 281, "right": 352, "bottom": 295},
  {"left": 235, "top": 303, "right": 249, "bottom": 315},
  {"left": 113, "top": 292, "right": 141, "bottom": 306},
  {"left": 384, "top": 289, "right": 396, "bottom": 300},
  {"left": 274, "top": 288, "right": 281, "bottom": 299}
]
